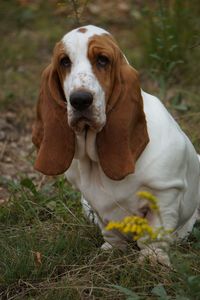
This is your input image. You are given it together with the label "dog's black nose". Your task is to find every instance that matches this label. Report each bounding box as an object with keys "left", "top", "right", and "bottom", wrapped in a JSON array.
[{"left": 69, "top": 91, "right": 93, "bottom": 111}]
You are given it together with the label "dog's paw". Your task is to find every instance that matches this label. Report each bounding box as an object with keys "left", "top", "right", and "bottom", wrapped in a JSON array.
[
  {"left": 139, "top": 248, "right": 171, "bottom": 268},
  {"left": 101, "top": 242, "right": 113, "bottom": 251}
]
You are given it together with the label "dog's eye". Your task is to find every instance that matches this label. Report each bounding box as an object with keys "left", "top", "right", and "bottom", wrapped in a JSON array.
[
  {"left": 96, "top": 55, "right": 110, "bottom": 68},
  {"left": 60, "top": 56, "right": 71, "bottom": 68}
]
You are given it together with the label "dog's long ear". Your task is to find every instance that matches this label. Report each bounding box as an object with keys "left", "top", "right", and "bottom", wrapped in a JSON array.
[
  {"left": 32, "top": 64, "right": 75, "bottom": 175},
  {"left": 97, "top": 61, "right": 149, "bottom": 181}
]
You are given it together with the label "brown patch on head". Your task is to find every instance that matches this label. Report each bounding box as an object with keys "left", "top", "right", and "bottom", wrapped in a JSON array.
[
  {"left": 88, "top": 34, "right": 121, "bottom": 111},
  {"left": 77, "top": 27, "right": 87, "bottom": 33},
  {"left": 52, "top": 41, "right": 71, "bottom": 86},
  {"left": 87, "top": 33, "right": 149, "bottom": 180}
]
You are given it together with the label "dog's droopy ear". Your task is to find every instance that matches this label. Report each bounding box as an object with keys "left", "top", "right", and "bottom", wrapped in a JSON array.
[
  {"left": 32, "top": 65, "right": 75, "bottom": 175},
  {"left": 97, "top": 64, "right": 149, "bottom": 180}
]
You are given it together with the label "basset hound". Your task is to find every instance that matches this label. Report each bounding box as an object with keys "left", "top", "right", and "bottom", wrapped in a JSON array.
[{"left": 32, "top": 25, "right": 200, "bottom": 265}]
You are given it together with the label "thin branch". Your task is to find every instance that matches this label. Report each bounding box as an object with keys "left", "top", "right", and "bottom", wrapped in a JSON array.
[
  {"left": 70, "top": 0, "right": 81, "bottom": 26},
  {"left": 189, "top": 41, "right": 200, "bottom": 49}
]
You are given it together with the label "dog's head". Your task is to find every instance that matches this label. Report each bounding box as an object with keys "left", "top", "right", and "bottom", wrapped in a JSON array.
[{"left": 32, "top": 25, "right": 149, "bottom": 180}]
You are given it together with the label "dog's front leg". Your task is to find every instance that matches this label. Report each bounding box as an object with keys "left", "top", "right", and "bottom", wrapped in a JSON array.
[{"left": 136, "top": 188, "right": 184, "bottom": 267}]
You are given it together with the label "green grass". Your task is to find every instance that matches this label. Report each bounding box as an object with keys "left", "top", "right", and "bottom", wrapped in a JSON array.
[
  {"left": 1, "top": 0, "right": 200, "bottom": 299},
  {"left": 1, "top": 177, "right": 200, "bottom": 299}
]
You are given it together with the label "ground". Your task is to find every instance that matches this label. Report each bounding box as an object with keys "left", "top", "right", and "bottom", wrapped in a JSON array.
[{"left": 0, "top": 1, "right": 200, "bottom": 299}]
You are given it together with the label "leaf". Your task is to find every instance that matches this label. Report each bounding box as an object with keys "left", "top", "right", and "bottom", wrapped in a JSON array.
[
  {"left": 46, "top": 200, "right": 57, "bottom": 211},
  {"left": 152, "top": 284, "right": 169, "bottom": 299},
  {"left": 192, "top": 227, "right": 200, "bottom": 240},
  {"left": 150, "top": 53, "right": 162, "bottom": 61},
  {"left": 169, "top": 44, "right": 178, "bottom": 52},
  {"left": 168, "top": 60, "right": 184, "bottom": 73},
  {"left": 34, "top": 251, "right": 42, "bottom": 267},
  {"left": 187, "top": 275, "right": 200, "bottom": 287},
  {"left": 173, "top": 104, "right": 189, "bottom": 112},
  {"left": 192, "top": 226, "right": 200, "bottom": 248},
  {"left": 171, "top": 93, "right": 189, "bottom": 112},
  {"left": 20, "top": 177, "right": 38, "bottom": 196},
  {"left": 175, "top": 296, "right": 190, "bottom": 300},
  {"left": 109, "top": 284, "right": 140, "bottom": 299},
  {"left": 171, "top": 93, "right": 182, "bottom": 106}
]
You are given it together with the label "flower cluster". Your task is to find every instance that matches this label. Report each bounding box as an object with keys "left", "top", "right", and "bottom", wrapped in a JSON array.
[
  {"left": 105, "top": 215, "right": 158, "bottom": 241},
  {"left": 105, "top": 191, "right": 172, "bottom": 242},
  {"left": 137, "top": 191, "right": 159, "bottom": 211}
]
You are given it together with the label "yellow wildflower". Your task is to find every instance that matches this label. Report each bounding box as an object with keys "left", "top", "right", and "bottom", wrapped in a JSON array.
[
  {"left": 105, "top": 192, "right": 173, "bottom": 242},
  {"left": 137, "top": 191, "right": 159, "bottom": 211},
  {"left": 105, "top": 215, "right": 159, "bottom": 241}
]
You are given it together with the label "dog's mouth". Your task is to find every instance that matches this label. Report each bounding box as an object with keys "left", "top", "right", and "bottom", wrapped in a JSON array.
[{"left": 70, "top": 116, "right": 101, "bottom": 134}]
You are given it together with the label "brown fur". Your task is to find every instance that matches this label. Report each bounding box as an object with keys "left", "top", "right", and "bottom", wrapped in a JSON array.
[{"left": 77, "top": 27, "right": 87, "bottom": 33}]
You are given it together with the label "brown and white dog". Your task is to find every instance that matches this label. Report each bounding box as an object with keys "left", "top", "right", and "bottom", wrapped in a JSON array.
[{"left": 32, "top": 25, "right": 200, "bottom": 265}]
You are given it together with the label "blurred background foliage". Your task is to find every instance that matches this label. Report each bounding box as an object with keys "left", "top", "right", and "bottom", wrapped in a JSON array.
[{"left": 1, "top": 0, "right": 200, "bottom": 98}]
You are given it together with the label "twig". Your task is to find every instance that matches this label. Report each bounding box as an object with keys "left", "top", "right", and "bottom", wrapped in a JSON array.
[
  {"left": 189, "top": 41, "right": 200, "bottom": 49},
  {"left": 37, "top": 175, "right": 46, "bottom": 189},
  {"left": 0, "top": 140, "right": 8, "bottom": 161},
  {"left": 70, "top": 0, "right": 90, "bottom": 26},
  {"left": 70, "top": 0, "right": 81, "bottom": 26}
]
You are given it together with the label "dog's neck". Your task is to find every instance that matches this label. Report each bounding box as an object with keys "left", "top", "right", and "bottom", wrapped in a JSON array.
[{"left": 74, "top": 128, "right": 98, "bottom": 162}]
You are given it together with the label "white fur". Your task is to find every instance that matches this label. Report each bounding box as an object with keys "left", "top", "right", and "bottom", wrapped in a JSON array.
[
  {"left": 63, "top": 25, "right": 200, "bottom": 263},
  {"left": 62, "top": 25, "right": 107, "bottom": 133}
]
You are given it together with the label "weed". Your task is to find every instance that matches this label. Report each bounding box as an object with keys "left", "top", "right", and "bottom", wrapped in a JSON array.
[
  {"left": 1, "top": 177, "right": 200, "bottom": 299},
  {"left": 134, "top": 1, "right": 200, "bottom": 100}
]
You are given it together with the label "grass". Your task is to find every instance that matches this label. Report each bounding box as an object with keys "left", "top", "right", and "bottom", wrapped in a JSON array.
[
  {"left": 0, "top": 0, "right": 200, "bottom": 299},
  {"left": 1, "top": 177, "right": 200, "bottom": 299}
]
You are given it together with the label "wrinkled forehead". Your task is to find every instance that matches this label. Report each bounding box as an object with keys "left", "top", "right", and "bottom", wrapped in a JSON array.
[{"left": 61, "top": 25, "right": 111, "bottom": 58}]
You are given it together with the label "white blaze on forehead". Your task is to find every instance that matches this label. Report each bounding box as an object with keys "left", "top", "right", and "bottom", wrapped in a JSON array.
[
  {"left": 62, "top": 25, "right": 107, "bottom": 132},
  {"left": 61, "top": 25, "right": 109, "bottom": 97},
  {"left": 62, "top": 25, "right": 110, "bottom": 66},
  {"left": 62, "top": 25, "right": 109, "bottom": 48}
]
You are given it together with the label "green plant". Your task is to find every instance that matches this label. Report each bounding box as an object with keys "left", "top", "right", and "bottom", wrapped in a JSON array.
[
  {"left": 136, "top": 0, "right": 200, "bottom": 99},
  {"left": 109, "top": 284, "right": 140, "bottom": 300},
  {"left": 144, "top": 0, "right": 183, "bottom": 98}
]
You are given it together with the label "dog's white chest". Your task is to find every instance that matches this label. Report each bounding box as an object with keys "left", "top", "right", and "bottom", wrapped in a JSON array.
[{"left": 66, "top": 132, "right": 143, "bottom": 226}]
